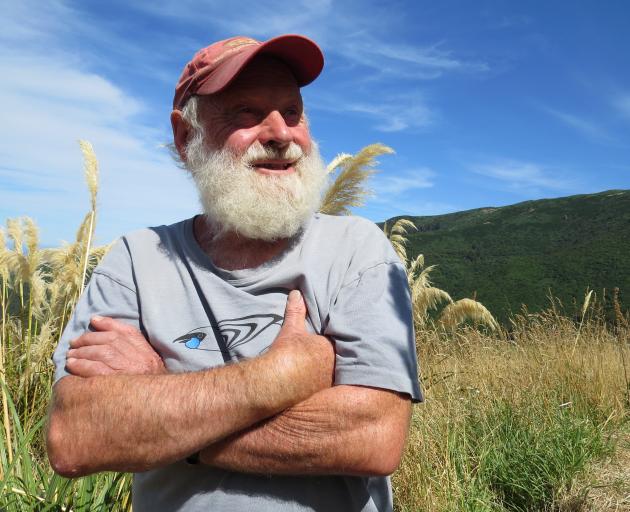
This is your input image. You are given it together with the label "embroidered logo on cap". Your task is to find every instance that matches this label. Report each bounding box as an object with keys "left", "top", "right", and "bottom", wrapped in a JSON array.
[{"left": 224, "top": 37, "right": 258, "bottom": 48}]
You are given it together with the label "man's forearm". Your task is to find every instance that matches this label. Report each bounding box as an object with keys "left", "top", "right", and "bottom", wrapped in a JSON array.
[
  {"left": 47, "top": 344, "right": 331, "bottom": 477},
  {"left": 200, "top": 385, "right": 411, "bottom": 476}
]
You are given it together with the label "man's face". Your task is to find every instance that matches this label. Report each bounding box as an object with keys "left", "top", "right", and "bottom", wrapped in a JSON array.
[
  {"left": 198, "top": 56, "right": 312, "bottom": 170},
  {"left": 182, "top": 56, "right": 327, "bottom": 242}
]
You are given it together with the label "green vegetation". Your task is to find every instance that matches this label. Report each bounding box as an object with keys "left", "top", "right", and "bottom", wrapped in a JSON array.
[
  {"left": 392, "top": 190, "right": 630, "bottom": 325},
  {"left": 1, "top": 144, "right": 628, "bottom": 510},
  {"left": 394, "top": 306, "right": 629, "bottom": 511}
]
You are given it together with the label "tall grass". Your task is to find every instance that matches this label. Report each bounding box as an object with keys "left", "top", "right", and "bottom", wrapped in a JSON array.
[
  {"left": 1, "top": 142, "right": 628, "bottom": 511},
  {"left": 394, "top": 306, "right": 629, "bottom": 511},
  {"left": 0, "top": 141, "right": 128, "bottom": 510}
]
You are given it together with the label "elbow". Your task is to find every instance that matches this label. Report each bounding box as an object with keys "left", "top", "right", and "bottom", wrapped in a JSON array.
[
  {"left": 46, "top": 383, "right": 97, "bottom": 478},
  {"left": 46, "top": 377, "right": 101, "bottom": 478},
  {"left": 358, "top": 417, "right": 409, "bottom": 476},
  {"left": 46, "top": 411, "right": 87, "bottom": 478},
  {"left": 362, "top": 442, "right": 404, "bottom": 477}
]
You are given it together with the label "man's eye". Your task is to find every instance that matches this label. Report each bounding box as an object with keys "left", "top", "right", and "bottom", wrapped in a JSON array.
[{"left": 284, "top": 108, "right": 301, "bottom": 125}]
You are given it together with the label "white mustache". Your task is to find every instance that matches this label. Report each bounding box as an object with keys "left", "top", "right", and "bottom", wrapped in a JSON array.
[{"left": 242, "top": 142, "right": 305, "bottom": 166}]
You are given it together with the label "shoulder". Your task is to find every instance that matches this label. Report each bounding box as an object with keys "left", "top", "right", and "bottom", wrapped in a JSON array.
[
  {"left": 94, "top": 218, "right": 192, "bottom": 281},
  {"left": 308, "top": 213, "right": 401, "bottom": 265},
  {"left": 121, "top": 218, "right": 190, "bottom": 249},
  {"left": 309, "top": 213, "right": 388, "bottom": 242}
]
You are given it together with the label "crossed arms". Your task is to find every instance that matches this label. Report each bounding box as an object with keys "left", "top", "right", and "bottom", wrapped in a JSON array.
[{"left": 47, "top": 291, "right": 412, "bottom": 478}]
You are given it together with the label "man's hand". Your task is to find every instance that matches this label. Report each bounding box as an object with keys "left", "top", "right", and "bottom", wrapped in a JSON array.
[
  {"left": 266, "top": 290, "right": 335, "bottom": 390},
  {"left": 66, "top": 316, "right": 166, "bottom": 377}
]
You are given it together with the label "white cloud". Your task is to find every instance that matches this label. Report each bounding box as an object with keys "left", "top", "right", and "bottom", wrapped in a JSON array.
[
  {"left": 359, "top": 167, "right": 440, "bottom": 221},
  {"left": 361, "top": 198, "right": 457, "bottom": 223},
  {"left": 542, "top": 107, "right": 612, "bottom": 142},
  {"left": 337, "top": 37, "right": 488, "bottom": 81},
  {"left": 372, "top": 168, "right": 435, "bottom": 196},
  {"left": 613, "top": 94, "right": 630, "bottom": 120},
  {"left": 310, "top": 91, "right": 434, "bottom": 132},
  {"left": 129, "top": 0, "right": 487, "bottom": 81},
  {"left": 470, "top": 159, "right": 573, "bottom": 192},
  {"left": 0, "top": 48, "right": 197, "bottom": 246}
]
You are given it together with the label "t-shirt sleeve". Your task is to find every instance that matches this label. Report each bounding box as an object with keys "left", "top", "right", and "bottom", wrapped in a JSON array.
[
  {"left": 51, "top": 239, "right": 140, "bottom": 384},
  {"left": 324, "top": 258, "right": 423, "bottom": 402}
]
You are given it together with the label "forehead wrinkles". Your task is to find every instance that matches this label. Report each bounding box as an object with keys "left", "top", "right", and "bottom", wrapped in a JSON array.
[{"left": 204, "top": 57, "right": 301, "bottom": 108}]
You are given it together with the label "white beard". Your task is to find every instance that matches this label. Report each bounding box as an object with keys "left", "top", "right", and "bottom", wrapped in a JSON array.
[{"left": 185, "top": 135, "right": 327, "bottom": 241}]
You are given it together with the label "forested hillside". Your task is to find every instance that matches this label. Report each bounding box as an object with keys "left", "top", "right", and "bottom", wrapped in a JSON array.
[{"left": 390, "top": 189, "right": 630, "bottom": 324}]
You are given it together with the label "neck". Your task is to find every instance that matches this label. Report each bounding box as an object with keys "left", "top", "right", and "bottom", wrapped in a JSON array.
[{"left": 193, "top": 215, "right": 290, "bottom": 271}]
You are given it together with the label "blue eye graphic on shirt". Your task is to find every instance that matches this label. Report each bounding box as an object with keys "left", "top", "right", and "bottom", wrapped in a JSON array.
[
  {"left": 172, "top": 314, "right": 282, "bottom": 353},
  {"left": 173, "top": 331, "right": 207, "bottom": 349}
]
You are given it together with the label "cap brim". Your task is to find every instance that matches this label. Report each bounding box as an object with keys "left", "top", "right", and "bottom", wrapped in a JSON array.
[{"left": 196, "top": 34, "right": 324, "bottom": 96}]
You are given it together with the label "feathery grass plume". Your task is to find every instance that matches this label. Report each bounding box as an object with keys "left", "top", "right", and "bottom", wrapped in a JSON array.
[
  {"left": 78, "top": 140, "right": 99, "bottom": 296},
  {"left": 79, "top": 140, "right": 99, "bottom": 211},
  {"left": 319, "top": 143, "right": 394, "bottom": 216},
  {"left": 23, "top": 217, "right": 39, "bottom": 263},
  {"left": 581, "top": 289, "right": 594, "bottom": 318},
  {"left": 6, "top": 218, "right": 23, "bottom": 256},
  {"left": 383, "top": 218, "right": 416, "bottom": 265},
  {"left": 325, "top": 153, "right": 352, "bottom": 174},
  {"left": 406, "top": 254, "right": 452, "bottom": 326},
  {"left": 612, "top": 287, "right": 628, "bottom": 329},
  {"left": 571, "top": 288, "right": 595, "bottom": 356},
  {"left": 439, "top": 297, "right": 500, "bottom": 331}
]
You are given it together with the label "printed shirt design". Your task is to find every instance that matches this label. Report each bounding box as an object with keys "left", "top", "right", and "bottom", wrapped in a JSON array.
[{"left": 172, "top": 313, "right": 283, "bottom": 355}]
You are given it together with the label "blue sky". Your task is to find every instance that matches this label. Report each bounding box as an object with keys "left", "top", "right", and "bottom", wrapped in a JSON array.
[{"left": 2, "top": 0, "right": 629, "bottom": 246}]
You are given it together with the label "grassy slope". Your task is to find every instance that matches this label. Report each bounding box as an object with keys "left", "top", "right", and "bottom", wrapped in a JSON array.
[{"left": 392, "top": 189, "right": 630, "bottom": 324}]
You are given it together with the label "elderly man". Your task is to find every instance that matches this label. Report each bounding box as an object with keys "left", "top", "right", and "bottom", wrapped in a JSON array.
[{"left": 47, "top": 34, "right": 422, "bottom": 511}]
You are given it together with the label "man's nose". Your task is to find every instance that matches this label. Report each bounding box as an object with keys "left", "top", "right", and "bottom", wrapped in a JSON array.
[{"left": 258, "top": 111, "right": 292, "bottom": 147}]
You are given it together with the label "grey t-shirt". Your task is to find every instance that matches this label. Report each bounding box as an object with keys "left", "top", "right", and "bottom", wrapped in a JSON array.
[{"left": 53, "top": 213, "right": 422, "bottom": 512}]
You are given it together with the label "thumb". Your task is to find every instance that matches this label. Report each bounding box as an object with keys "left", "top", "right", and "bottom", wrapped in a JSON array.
[
  {"left": 90, "top": 315, "right": 134, "bottom": 334},
  {"left": 280, "top": 290, "right": 307, "bottom": 334}
]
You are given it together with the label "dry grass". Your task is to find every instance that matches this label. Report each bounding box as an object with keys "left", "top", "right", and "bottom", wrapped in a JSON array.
[
  {"left": 393, "top": 308, "right": 630, "bottom": 511},
  {"left": 555, "top": 427, "right": 630, "bottom": 512}
]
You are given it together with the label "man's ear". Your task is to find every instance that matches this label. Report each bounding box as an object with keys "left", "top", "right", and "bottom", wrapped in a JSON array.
[{"left": 170, "top": 110, "right": 190, "bottom": 163}]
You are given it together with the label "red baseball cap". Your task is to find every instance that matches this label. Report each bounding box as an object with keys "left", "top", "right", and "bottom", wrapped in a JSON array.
[{"left": 173, "top": 34, "right": 324, "bottom": 110}]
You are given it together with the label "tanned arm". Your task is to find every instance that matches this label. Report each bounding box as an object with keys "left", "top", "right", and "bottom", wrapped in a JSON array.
[
  {"left": 47, "top": 291, "right": 334, "bottom": 477},
  {"left": 199, "top": 385, "right": 412, "bottom": 476}
]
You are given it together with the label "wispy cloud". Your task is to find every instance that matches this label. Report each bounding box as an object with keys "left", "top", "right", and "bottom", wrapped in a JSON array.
[
  {"left": 542, "top": 107, "right": 612, "bottom": 142},
  {"left": 362, "top": 167, "right": 442, "bottom": 220},
  {"left": 337, "top": 37, "right": 488, "bottom": 81},
  {"left": 612, "top": 94, "right": 630, "bottom": 120},
  {"left": 372, "top": 168, "right": 435, "bottom": 195},
  {"left": 310, "top": 91, "right": 434, "bottom": 132},
  {"left": 130, "top": 0, "right": 488, "bottom": 81},
  {"left": 0, "top": 3, "right": 197, "bottom": 245},
  {"left": 470, "top": 159, "right": 574, "bottom": 192}
]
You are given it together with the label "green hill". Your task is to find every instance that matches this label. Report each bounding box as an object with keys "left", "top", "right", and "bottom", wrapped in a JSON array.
[{"left": 389, "top": 189, "right": 630, "bottom": 324}]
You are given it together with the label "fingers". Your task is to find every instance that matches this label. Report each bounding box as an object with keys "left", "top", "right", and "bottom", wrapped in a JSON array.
[
  {"left": 66, "top": 357, "right": 114, "bottom": 377},
  {"left": 280, "top": 290, "right": 307, "bottom": 333},
  {"left": 67, "top": 345, "right": 119, "bottom": 363},
  {"left": 70, "top": 331, "right": 116, "bottom": 349},
  {"left": 88, "top": 316, "right": 152, "bottom": 351},
  {"left": 90, "top": 316, "right": 135, "bottom": 334}
]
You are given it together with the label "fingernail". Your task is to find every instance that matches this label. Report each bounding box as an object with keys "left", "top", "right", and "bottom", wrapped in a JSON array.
[
  {"left": 67, "top": 357, "right": 75, "bottom": 364},
  {"left": 288, "top": 290, "right": 301, "bottom": 302},
  {"left": 92, "top": 315, "right": 103, "bottom": 322}
]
